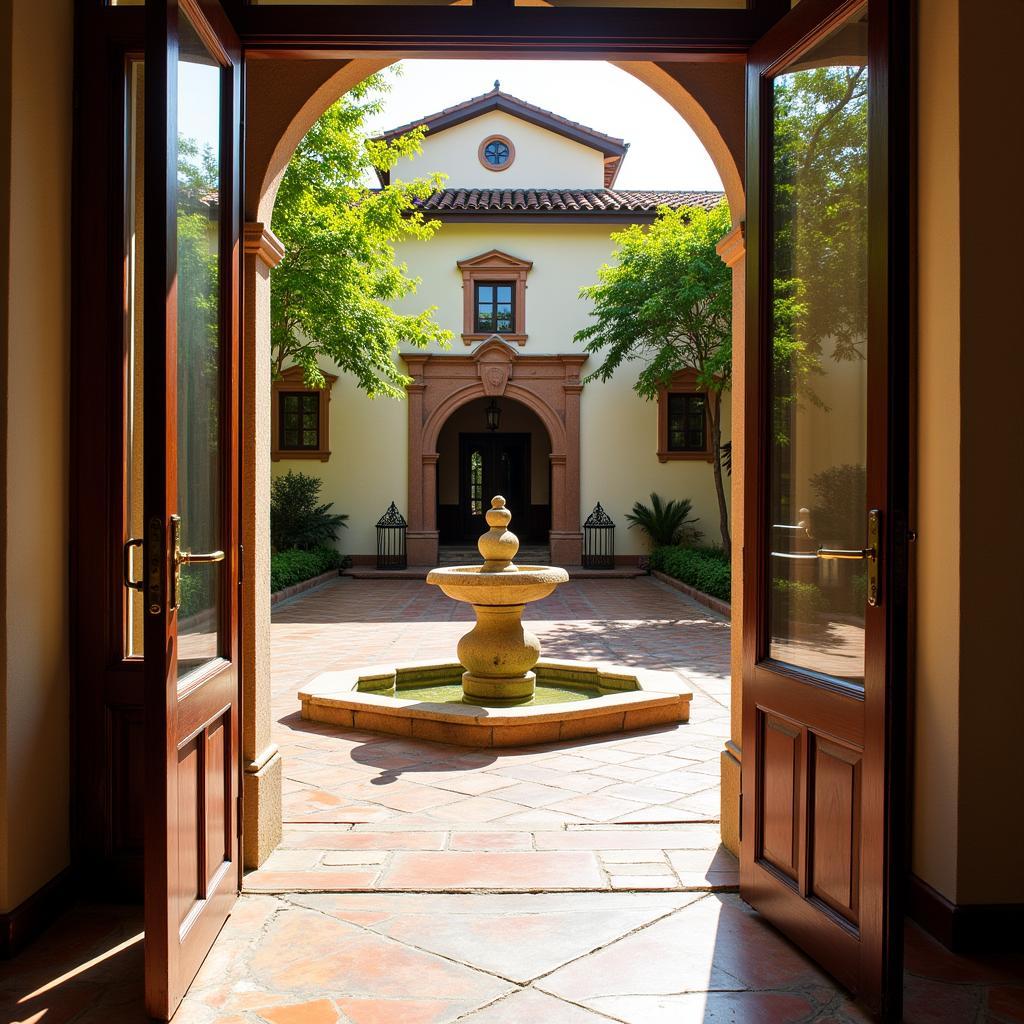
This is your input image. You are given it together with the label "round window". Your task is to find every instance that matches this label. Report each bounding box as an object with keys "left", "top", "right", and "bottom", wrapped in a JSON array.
[{"left": 479, "top": 135, "right": 515, "bottom": 171}]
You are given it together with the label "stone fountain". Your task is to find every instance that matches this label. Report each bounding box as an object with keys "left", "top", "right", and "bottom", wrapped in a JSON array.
[
  {"left": 426, "top": 496, "right": 568, "bottom": 706},
  {"left": 298, "top": 497, "right": 692, "bottom": 747}
]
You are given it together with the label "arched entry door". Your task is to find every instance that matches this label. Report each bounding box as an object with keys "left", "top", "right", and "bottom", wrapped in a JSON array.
[{"left": 459, "top": 433, "right": 531, "bottom": 541}]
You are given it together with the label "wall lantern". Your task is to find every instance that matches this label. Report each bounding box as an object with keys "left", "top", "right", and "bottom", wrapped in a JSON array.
[{"left": 485, "top": 399, "right": 502, "bottom": 432}]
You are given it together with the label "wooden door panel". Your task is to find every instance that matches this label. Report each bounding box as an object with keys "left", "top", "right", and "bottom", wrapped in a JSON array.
[
  {"left": 811, "top": 737, "right": 862, "bottom": 924},
  {"left": 743, "top": 0, "right": 909, "bottom": 1016},
  {"left": 143, "top": 0, "right": 242, "bottom": 1016},
  {"left": 760, "top": 713, "right": 801, "bottom": 880}
]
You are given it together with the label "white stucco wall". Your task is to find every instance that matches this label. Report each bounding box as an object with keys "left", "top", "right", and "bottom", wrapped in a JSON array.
[
  {"left": 391, "top": 110, "right": 608, "bottom": 190},
  {"left": 273, "top": 219, "right": 733, "bottom": 559}
]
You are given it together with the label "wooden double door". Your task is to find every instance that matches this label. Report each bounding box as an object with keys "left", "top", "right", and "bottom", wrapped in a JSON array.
[
  {"left": 458, "top": 433, "right": 532, "bottom": 541},
  {"left": 84, "top": 0, "right": 908, "bottom": 1019}
]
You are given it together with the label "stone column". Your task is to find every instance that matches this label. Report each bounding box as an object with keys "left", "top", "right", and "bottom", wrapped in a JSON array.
[
  {"left": 716, "top": 222, "right": 745, "bottom": 857},
  {"left": 408, "top": 453, "right": 440, "bottom": 566},
  {"left": 549, "top": 367, "right": 584, "bottom": 565},
  {"left": 241, "top": 223, "right": 285, "bottom": 869}
]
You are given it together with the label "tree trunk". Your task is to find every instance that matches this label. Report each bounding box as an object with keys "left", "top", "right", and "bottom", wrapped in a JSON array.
[{"left": 709, "top": 389, "right": 731, "bottom": 559}]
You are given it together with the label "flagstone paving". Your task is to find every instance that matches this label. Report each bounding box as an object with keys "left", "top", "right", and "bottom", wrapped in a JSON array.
[
  {"left": 260, "top": 577, "right": 736, "bottom": 892},
  {"left": 5, "top": 579, "right": 1020, "bottom": 1022}
]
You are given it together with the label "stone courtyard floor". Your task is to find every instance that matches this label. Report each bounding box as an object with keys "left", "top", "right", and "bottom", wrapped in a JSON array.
[{"left": 3, "top": 578, "right": 1022, "bottom": 1023}]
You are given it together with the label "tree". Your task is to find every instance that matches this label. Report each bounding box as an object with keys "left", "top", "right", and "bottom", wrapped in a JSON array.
[
  {"left": 574, "top": 202, "right": 735, "bottom": 556},
  {"left": 270, "top": 71, "right": 451, "bottom": 398}
]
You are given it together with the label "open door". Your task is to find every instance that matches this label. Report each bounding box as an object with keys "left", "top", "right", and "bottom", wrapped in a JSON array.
[
  {"left": 742, "top": 0, "right": 909, "bottom": 1018},
  {"left": 143, "top": 0, "right": 242, "bottom": 1018}
]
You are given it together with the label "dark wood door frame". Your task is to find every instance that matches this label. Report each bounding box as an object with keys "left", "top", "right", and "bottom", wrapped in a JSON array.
[
  {"left": 741, "top": 0, "right": 911, "bottom": 1017},
  {"left": 69, "top": 1, "right": 912, "bottom": 1016}
]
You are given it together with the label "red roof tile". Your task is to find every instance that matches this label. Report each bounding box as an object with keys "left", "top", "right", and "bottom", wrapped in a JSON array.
[{"left": 410, "top": 188, "right": 724, "bottom": 218}]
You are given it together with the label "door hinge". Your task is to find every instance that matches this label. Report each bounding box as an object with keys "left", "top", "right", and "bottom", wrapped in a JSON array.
[
  {"left": 239, "top": 544, "right": 244, "bottom": 585},
  {"left": 236, "top": 794, "right": 243, "bottom": 838},
  {"left": 738, "top": 791, "right": 743, "bottom": 844}
]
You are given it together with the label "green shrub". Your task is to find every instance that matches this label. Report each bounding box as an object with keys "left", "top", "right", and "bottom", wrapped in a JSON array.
[
  {"left": 625, "top": 493, "right": 702, "bottom": 548},
  {"left": 650, "top": 545, "right": 731, "bottom": 602},
  {"left": 271, "top": 471, "right": 348, "bottom": 551},
  {"left": 271, "top": 545, "right": 344, "bottom": 593},
  {"left": 772, "top": 578, "right": 827, "bottom": 621}
]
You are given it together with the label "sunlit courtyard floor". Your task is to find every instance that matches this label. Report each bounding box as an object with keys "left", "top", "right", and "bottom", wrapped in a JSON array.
[{"left": 3, "top": 579, "right": 1021, "bottom": 1023}]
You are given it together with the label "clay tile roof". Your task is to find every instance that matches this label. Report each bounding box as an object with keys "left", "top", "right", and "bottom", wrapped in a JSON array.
[
  {"left": 410, "top": 188, "right": 725, "bottom": 219},
  {"left": 371, "top": 86, "right": 631, "bottom": 187}
]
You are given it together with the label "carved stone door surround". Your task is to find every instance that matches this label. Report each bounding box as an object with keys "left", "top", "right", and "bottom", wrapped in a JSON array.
[{"left": 405, "top": 338, "right": 586, "bottom": 566}]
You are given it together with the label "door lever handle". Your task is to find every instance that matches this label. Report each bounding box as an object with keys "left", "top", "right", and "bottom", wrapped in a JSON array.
[
  {"left": 123, "top": 537, "right": 144, "bottom": 592},
  {"left": 815, "top": 510, "right": 881, "bottom": 608},
  {"left": 169, "top": 514, "right": 224, "bottom": 612},
  {"left": 816, "top": 547, "right": 875, "bottom": 561}
]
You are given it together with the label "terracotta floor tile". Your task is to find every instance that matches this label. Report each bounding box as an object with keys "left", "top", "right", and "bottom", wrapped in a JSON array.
[
  {"left": 544, "top": 793, "right": 648, "bottom": 822},
  {"left": 576, "top": 991, "right": 819, "bottom": 1024},
  {"left": 255, "top": 999, "right": 341, "bottom": 1024},
  {"left": 989, "top": 986, "right": 1024, "bottom": 1023},
  {"left": 423, "top": 796, "right": 526, "bottom": 823},
  {"left": 335, "top": 997, "right": 474, "bottom": 1024},
  {"left": 447, "top": 831, "right": 534, "bottom": 851},
  {"left": 380, "top": 902, "right": 680, "bottom": 983},
  {"left": 538, "top": 894, "right": 828, "bottom": 1003},
  {"left": 378, "top": 851, "right": 605, "bottom": 891},
  {"left": 244, "top": 869, "right": 381, "bottom": 891},
  {"left": 286, "top": 831, "right": 447, "bottom": 851},
  {"left": 459, "top": 988, "right": 612, "bottom": 1022},
  {"left": 488, "top": 782, "right": 573, "bottom": 808}
]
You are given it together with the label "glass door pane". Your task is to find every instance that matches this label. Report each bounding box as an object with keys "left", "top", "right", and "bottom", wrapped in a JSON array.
[
  {"left": 176, "top": 9, "right": 224, "bottom": 680},
  {"left": 766, "top": 7, "right": 869, "bottom": 684}
]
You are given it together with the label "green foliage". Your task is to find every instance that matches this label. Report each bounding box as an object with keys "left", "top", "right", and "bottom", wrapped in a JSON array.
[
  {"left": 625, "top": 493, "right": 702, "bottom": 548},
  {"left": 270, "top": 471, "right": 348, "bottom": 551},
  {"left": 574, "top": 203, "right": 734, "bottom": 555},
  {"left": 271, "top": 546, "right": 344, "bottom": 594},
  {"left": 575, "top": 203, "right": 733, "bottom": 400},
  {"left": 808, "top": 463, "right": 866, "bottom": 546},
  {"left": 271, "top": 70, "right": 452, "bottom": 398},
  {"left": 772, "top": 578, "right": 827, "bottom": 621},
  {"left": 650, "top": 546, "right": 731, "bottom": 603},
  {"left": 770, "top": 64, "right": 869, "bottom": 445}
]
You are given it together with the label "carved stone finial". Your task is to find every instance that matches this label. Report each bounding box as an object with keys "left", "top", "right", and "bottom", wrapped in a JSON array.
[
  {"left": 478, "top": 496, "right": 519, "bottom": 573},
  {"left": 494, "top": 79, "right": 501, "bottom": 91}
]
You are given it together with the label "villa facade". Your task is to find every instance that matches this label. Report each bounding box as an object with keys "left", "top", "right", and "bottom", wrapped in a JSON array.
[{"left": 271, "top": 86, "right": 731, "bottom": 564}]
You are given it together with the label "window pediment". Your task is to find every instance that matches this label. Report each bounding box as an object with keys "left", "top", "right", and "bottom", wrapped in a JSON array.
[{"left": 458, "top": 250, "right": 532, "bottom": 346}]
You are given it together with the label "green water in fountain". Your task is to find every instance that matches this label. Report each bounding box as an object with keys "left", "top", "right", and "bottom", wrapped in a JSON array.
[{"left": 394, "top": 682, "right": 596, "bottom": 706}]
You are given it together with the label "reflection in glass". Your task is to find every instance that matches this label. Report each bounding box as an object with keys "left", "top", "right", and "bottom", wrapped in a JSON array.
[
  {"left": 125, "top": 61, "right": 145, "bottom": 658},
  {"left": 470, "top": 450, "right": 483, "bottom": 516},
  {"left": 176, "top": 11, "right": 223, "bottom": 681},
  {"left": 767, "top": 8, "right": 869, "bottom": 684}
]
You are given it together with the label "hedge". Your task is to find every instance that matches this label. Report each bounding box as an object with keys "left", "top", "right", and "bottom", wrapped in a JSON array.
[
  {"left": 650, "top": 545, "right": 731, "bottom": 603},
  {"left": 271, "top": 546, "right": 344, "bottom": 593}
]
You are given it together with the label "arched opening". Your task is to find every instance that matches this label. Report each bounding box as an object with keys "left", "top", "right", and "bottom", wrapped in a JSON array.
[
  {"left": 243, "top": 54, "right": 748, "bottom": 867},
  {"left": 436, "top": 395, "right": 554, "bottom": 555}
]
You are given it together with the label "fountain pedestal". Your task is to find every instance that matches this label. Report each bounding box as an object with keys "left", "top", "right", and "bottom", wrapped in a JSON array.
[{"left": 427, "top": 496, "right": 569, "bottom": 706}]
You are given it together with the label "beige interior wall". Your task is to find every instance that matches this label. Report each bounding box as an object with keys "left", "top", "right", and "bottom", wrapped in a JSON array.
[
  {"left": 913, "top": 0, "right": 1024, "bottom": 907},
  {"left": 0, "top": 0, "right": 73, "bottom": 912},
  {"left": 953, "top": 0, "right": 1024, "bottom": 906},
  {"left": 912, "top": 0, "right": 961, "bottom": 902}
]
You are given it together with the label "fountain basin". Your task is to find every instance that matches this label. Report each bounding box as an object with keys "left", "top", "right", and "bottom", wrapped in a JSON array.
[
  {"left": 298, "top": 659, "right": 692, "bottom": 748},
  {"left": 426, "top": 564, "right": 569, "bottom": 607}
]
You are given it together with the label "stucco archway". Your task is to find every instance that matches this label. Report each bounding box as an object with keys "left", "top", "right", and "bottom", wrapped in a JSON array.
[
  {"left": 406, "top": 339, "right": 585, "bottom": 566},
  {"left": 241, "top": 54, "right": 748, "bottom": 867}
]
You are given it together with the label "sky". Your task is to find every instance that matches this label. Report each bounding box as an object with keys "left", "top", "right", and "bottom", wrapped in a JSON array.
[
  {"left": 362, "top": 60, "right": 723, "bottom": 192},
  {"left": 176, "top": 58, "right": 724, "bottom": 193}
]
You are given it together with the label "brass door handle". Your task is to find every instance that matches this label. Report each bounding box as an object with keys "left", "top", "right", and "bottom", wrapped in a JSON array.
[
  {"left": 816, "top": 547, "right": 875, "bottom": 560},
  {"left": 169, "top": 514, "right": 224, "bottom": 612},
  {"left": 123, "top": 537, "right": 144, "bottom": 592},
  {"left": 815, "top": 510, "right": 881, "bottom": 608}
]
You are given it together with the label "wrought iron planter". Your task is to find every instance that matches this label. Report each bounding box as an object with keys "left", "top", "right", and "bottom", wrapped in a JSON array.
[
  {"left": 582, "top": 502, "right": 616, "bottom": 570},
  {"left": 376, "top": 502, "right": 408, "bottom": 570}
]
